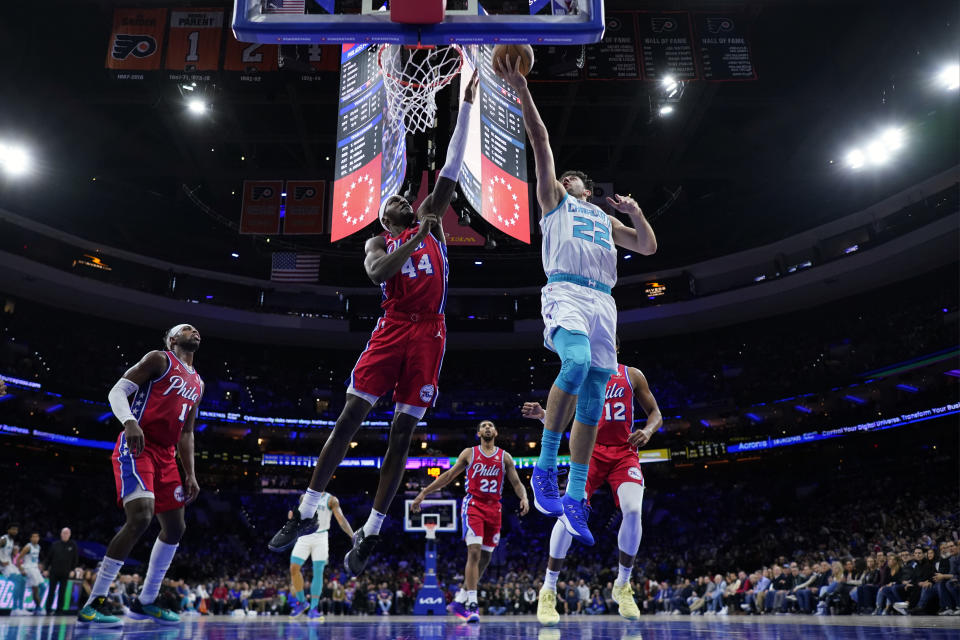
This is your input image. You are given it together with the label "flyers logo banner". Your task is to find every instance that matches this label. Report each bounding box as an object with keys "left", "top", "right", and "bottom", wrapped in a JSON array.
[
  {"left": 165, "top": 9, "right": 225, "bottom": 83},
  {"left": 239, "top": 180, "right": 283, "bottom": 234},
  {"left": 705, "top": 17, "right": 735, "bottom": 34},
  {"left": 650, "top": 17, "right": 678, "bottom": 33},
  {"left": 105, "top": 9, "right": 167, "bottom": 80},
  {"left": 283, "top": 180, "right": 326, "bottom": 235}
]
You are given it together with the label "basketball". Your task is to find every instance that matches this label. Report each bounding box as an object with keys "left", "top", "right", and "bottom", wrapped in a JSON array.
[{"left": 492, "top": 44, "right": 534, "bottom": 76}]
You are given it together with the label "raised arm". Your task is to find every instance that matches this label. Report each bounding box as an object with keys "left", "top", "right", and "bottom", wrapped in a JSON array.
[
  {"left": 109, "top": 350, "right": 168, "bottom": 457},
  {"left": 177, "top": 389, "right": 202, "bottom": 504},
  {"left": 362, "top": 223, "right": 433, "bottom": 285},
  {"left": 494, "top": 55, "right": 566, "bottom": 214},
  {"left": 411, "top": 448, "right": 471, "bottom": 511},
  {"left": 626, "top": 368, "right": 663, "bottom": 449},
  {"left": 606, "top": 195, "right": 657, "bottom": 255},
  {"left": 503, "top": 453, "right": 529, "bottom": 515},
  {"left": 328, "top": 496, "right": 354, "bottom": 538},
  {"left": 417, "top": 70, "right": 479, "bottom": 244}
]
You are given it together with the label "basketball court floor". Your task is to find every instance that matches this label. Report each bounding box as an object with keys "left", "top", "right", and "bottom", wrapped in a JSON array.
[{"left": 3, "top": 615, "right": 959, "bottom": 640}]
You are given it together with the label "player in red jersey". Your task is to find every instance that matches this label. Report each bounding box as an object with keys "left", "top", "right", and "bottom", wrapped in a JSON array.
[
  {"left": 269, "top": 71, "right": 481, "bottom": 575},
  {"left": 77, "top": 324, "right": 203, "bottom": 629},
  {"left": 411, "top": 420, "right": 529, "bottom": 623},
  {"left": 522, "top": 343, "right": 662, "bottom": 625}
]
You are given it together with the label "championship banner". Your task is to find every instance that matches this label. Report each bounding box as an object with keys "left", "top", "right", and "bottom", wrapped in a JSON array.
[
  {"left": 694, "top": 13, "right": 757, "bottom": 81},
  {"left": 331, "top": 44, "right": 406, "bottom": 242},
  {"left": 104, "top": 8, "right": 167, "bottom": 82},
  {"left": 457, "top": 47, "right": 531, "bottom": 244},
  {"left": 637, "top": 12, "right": 698, "bottom": 81},
  {"left": 165, "top": 8, "right": 225, "bottom": 83},
  {"left": 282, "top": 180, "right": 326, "bottom": 235},
  {"left": 239, "top": 180, "right": 283, "bottom": 234},
  {"left": 223, "top": 35, "right": 278, "bottom": 83}
]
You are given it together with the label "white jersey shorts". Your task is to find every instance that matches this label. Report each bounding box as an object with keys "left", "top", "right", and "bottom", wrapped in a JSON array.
[
  {"left": 1, "top": 563, "right": 21, "bottom": 578},
  {"left": 24, "top": 566, "right": 43, "bottom": 587},
  {"left": 291, "top": 531, "right": 329, "bottom": 564},
  {"left": 541, "top": 280, "right": 618, "bottom": 373}
]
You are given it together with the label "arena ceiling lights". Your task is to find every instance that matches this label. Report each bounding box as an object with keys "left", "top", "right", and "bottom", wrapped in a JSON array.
[
  {"left": 938, "top": 64, "right": 959, "bottom": 91},
  {"left": 845, "top": 127, "right": 904, "bottom": 170},
  {"left": 0, "top": 142, "right": 31, "bottom": 176}
]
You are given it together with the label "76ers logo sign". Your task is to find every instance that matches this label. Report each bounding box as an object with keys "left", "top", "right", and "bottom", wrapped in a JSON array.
[{"left": 112, "top": 35, "right": 158, "bottom": 60}]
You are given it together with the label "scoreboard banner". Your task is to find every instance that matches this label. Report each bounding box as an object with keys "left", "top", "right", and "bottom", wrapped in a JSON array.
[
  {"left": 282, "top": 180, "right": 326, "bottom": 235},
  {"left": 331, "top": 44, "right": 407, "bottom": 243},
  {"left": 165, "top": 8, "right": 225, "bottom": 83},
  {"left": 637, "top": 11, "right": 698, "bottom": 81},
  {"left": 458, "top": 47, "right": 531, "bottom": 244},
  {"left": 239, "top": 180, "right": 283, "bottom": 235},
  {"left": 105, "top": 8, "right": 167, "bottom": 81},
  {"left": 694, "top": 13, "right": 757, "bottom": 81}
]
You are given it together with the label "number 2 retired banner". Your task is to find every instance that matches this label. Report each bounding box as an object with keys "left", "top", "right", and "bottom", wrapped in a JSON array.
[
  {"left": 283, "top": 181, "right": 326, "bottom": 235},
  {"left": 105, "top": 9, "right": 167, "bottom": 81},
  {"left": 239, "top": 180, "right": 283, "bottom": 234},
  {"left": 165, "top": 9, "right": 225, "bottom": 83}
]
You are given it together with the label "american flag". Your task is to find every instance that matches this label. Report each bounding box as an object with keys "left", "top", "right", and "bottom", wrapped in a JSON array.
[
  {"left": 271, "top": 252, "right": 320, "bottom": 282},
  {"left": 264, "top": 1, "right": 306, "bottom": 14}
]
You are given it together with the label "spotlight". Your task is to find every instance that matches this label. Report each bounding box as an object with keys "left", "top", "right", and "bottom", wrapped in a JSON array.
[
  {"left": 865, "top": 140, "right": 889, "bottom": 165},
  {"left": 659, "top": 105, "right": 674, "bottom": 117},
  {"left": 880, "top": 127, "right": 903, "bottom": 151},
  {"left": 187, "top": 98, "right": 207, "bottom": 114},
  {"left": 938, "top": 64, "right": 959, "bottom": 90},
  {"left": 457, "top": 210, "right": 471, "bottom": 226},
  {"left": 845, "top": 148, "right": 865, "bottom": 169},
  {"left": 0, "top": 143, "right": 30, "bottom": 176},
  {"left": 485, "top": 234, "right": 497, "bottom": 250}
]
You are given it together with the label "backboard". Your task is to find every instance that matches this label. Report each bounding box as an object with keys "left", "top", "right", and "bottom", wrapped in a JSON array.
[
  {"left": 404, "top": 499, "right": 458, "bottom": 533},
  {"left": 233, "top": 1, "right": 605, "bottom": 46}
]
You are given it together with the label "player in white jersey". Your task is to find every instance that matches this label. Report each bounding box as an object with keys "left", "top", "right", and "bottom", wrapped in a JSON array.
[
  {"left": 15, "top": 532, "right": 45, "bottom": 615},
  {"left": 495, "top": 56, "right": 658, "bottom": 546},
  {"left": 288, "top": 493, "right": 353, "bottom": 620},
  {"left": 1, "top": 523, "right": 28, "bottom": 613}
]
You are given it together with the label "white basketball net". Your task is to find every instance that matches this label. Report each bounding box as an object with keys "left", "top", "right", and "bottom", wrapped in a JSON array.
[{"left": 378, "top": 44, "right": 464, "bottom": 134}]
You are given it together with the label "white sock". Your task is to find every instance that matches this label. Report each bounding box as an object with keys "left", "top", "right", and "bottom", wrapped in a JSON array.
[
  {"left": 139, "top": 538, "right": 179, "bottom": 605},
  {"left": 455, "top": 588, "right": 468, "bottom": 603},
  {"left": 362, "top": 509, "right": 386, "bottom": 537},
  {"left": 615, "top": 563, "right": 632, "bottom": 587},
  {"left": 467, "top": 590, "right": 478, "bottom": 605},
  {"left": 544, "top": 569, "right": 560, "bottom": 591},
  {"left": 299, "top": 488, "right": 324, "bottom": 520},
  {"left": 85, "top": 556, "right": 124, "bottom": 606}
]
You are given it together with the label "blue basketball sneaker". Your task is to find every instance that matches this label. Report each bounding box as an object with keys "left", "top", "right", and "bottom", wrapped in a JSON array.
[
  {"left": 307, "top": 608, "right": 325, "bottom": 622},
  {"left": 448, "top": 601, "right": 468, "bottom": 620},
  {"left": 290, "top": 600, "right": 310, "bottom": 617},
  {"left": 558, "top": 494, "right": 594, "bottom": 546},
  {"left": 531, "top": 466, "right": 562, "bottom": 517}
]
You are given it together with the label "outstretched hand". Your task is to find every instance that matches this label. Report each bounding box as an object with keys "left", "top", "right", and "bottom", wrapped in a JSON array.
[
  {"left": 493, "top": 54, "right": 527, "bottom": 92},
  {"left": 521, "top": 402, "right": 546, "bottom": 421},
  {"left": 462, "top": 68, "right": 480, "bottom": 104},
  {"left": 606, "top": 194, "right": 642, "bottom": 217}
]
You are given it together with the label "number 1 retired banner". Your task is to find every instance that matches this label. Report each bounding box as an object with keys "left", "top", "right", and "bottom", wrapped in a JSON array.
[
  {"left": 165, "top": 9, "right": 225, "bottom": 83},
  {"left": 105, "top": 9, "right": 167, "bottom": 82},
  {"left": 239, "top": 180, "right": 283, "bottom": 234},
  {"left": 283, "top": 181, "right": 326, "bottom": 235}
]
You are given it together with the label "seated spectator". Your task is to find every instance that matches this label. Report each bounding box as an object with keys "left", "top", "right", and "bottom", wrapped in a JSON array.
[
  {"left": 211, "top": 582, "right": 229, "bottom": 615},
  {"left": 585, "top": 589, "right": 606, "bottom": 615},
  {"left": 524, "top": 585, "right": 538, "bottom": 614},
  {"left": 876, "top": 554, "right": 906, "bottom": 614},
  {"left": 377, "top": 582, "right": 392, "bottom": 615},
  {"left": 706, "top": 575, "right": 726, "bottom": 614}
]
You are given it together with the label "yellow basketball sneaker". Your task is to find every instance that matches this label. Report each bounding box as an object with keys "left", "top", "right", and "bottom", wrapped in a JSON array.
[
  {"left": 612, "top": 582, "right": 640, "bottom": 620},
  {"left": 537, "top": 587, "right": 560, "bottom": 626}
]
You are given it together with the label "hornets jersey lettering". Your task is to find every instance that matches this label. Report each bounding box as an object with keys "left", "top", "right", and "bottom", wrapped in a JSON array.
[{"left": 540, "top": 194, "right": 618, "bottom": 288}]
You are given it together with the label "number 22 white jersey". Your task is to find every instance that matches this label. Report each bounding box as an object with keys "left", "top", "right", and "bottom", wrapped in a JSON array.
[{"left": 540, "top": 193, "right": 618, "bottom": 288}]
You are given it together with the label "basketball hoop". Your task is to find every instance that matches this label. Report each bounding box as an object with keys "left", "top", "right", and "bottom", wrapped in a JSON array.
[
  {"left": 378, "top": 43, "right": 466, "bottom": 134},
  {"left": 424, "top": 521, "right": 438, "bottom": 540}
]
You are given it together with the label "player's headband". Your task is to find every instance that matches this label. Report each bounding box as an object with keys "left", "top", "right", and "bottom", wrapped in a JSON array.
[
  {"left": 379, "top": 195, "right": 397, "bottom": 230},
  {"left": 166, "top": 324, "right": 192, "bottom": 348}
]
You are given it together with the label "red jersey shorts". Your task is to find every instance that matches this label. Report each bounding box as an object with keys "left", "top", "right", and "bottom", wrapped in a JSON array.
[
  {"left": 461, "top": 496, "right": 501, "bottom": 551},
  {"left": 349, "top": 313, "right": 446, "bottom": 408},
  {"left": 112, "top": 432, "right": 186, "bottom": 514},
  {"left": 585, "top": 443, "right": 645, "bottom": 508}
]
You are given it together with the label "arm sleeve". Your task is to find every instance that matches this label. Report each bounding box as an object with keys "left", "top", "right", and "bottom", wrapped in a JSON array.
[
  {"left": 108, "top": 378, "right": 140, "bottom": 424},
  {"left": 438, "top": 101, "right": 474, "bottom": 181}
]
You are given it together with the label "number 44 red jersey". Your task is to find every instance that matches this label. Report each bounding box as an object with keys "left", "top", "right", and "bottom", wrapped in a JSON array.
[
  {"left": 596, "top": 364, "right": 635, "bottom": 448},
  {"left": 380, "top": 225, "right": 449, "bottom": 316},
  {"left": 130, "top": 351, "right": 204, "bottom": 451}
]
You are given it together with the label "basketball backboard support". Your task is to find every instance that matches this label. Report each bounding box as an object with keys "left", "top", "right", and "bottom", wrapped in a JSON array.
[
  {"left": 404, "top": 499, "right": 458, "bottom": 533},
  {"left": 233, "top": 1, "right": 605, "bottom": 46}
]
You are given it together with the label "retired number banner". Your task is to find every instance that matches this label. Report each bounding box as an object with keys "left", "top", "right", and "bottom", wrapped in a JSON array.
[
  {"left": 239, "top": 180, "right": 283, "bottom": 235},
  {"left": 165, "top": 9, "right": 225, "bottom": 83}
]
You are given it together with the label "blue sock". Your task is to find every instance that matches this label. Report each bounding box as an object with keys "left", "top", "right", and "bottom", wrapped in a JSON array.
[
  {"left": 536, "top": 428, "right": 562, "bottom": 471},
  {"left": 566, "top": 462, "right": 589, "bottom": 501},
  {"left": 311, "top": 561, "right": 326, "bottom": 610},
  {"left": 295, "top": 589, "right": 306, "bottom": 604}
]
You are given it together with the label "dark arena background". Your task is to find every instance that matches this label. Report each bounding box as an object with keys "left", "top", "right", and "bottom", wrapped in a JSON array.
[{"left": 0, "top": 1, "right": 958, "bottom": 639}]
